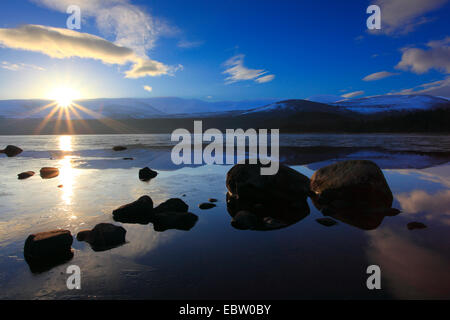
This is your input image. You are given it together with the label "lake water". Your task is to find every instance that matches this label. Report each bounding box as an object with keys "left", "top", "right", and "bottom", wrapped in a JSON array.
[{"left": 0, "top": 134, "right": 449, "bottom": 299}]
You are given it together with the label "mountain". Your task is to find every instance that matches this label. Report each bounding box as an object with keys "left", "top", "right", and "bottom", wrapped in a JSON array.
[
  {"left": 0, "top": 98, "right": 165, "bottom": 119},
  {"left": 140, "top": 97, "right": 278, "bottom": 114},
  {"left": 0, "top": 94, "right": 449, "bottom": 134},
  {"left": 240, "top": 99, "right": 346, "bottom": 115},
  {"left": 0, "top": 97, "right": 278, "bottom": 119},
  {"left": 332, "top": 94, "right": 449, "bottom": 114}
]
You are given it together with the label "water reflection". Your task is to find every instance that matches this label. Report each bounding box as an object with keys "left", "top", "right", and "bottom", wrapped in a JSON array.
[{"left": 58, "top": 136, "right": 76, "bottom": 206}]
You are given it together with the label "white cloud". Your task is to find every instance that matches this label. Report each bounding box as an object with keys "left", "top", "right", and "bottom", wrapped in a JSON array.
[
  {"left": 143, "top": 85, "right": 152, "bottom": 92},
  {"left": 388, "top": 76, "right": 450, "bottom": 97},
  {"left": 0, "top": 24, "right": 176, "bottom": 78},
  {"left": 341, "top": 90, "right": 365, "bottom": 99},
  {"left": 255, "top": 74, "right": 275, "bottom": 83},
  {"left": 372, "top": 0, "right": 447, "bottom": 35},
  {"left": 177, "top": 39, "right": 203, "bottom": 48},
  {"left": 1, "top": 61, "right": 45, "bottom": 71},
  {"left": 363, "top": 71, "right": 399, "bottom": 81},
  {"left": 31, "top": 0, "right": 177, "bottom": 57},
  {"left": 396, "top": 37, "right": 450, "bottom": 74},
  {"left": 223, "top": 54, "right": 275, "bottom": 84}
]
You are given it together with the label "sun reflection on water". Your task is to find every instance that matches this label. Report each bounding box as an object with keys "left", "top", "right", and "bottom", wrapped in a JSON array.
[{"left": 58, "top": 136, "right": 75, "bottom": 205}]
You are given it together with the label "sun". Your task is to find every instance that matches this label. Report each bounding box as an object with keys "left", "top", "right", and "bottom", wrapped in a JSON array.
[{"left": 49, "top": 87, "right": 80, "bottom": 108}]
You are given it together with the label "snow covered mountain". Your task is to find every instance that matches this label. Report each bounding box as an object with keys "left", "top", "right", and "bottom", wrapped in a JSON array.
[
  {"left": 0, "top": 97, "right": 278, "bottom": 119},
  {"left": 332, "top": 94, "right": 449, "bottom": 114},
  {"left": 241, "top": 99, "right": 344, "bottom": 115},
  {"left": 0, "top": 98, "right": 165, "bottom": 119}
]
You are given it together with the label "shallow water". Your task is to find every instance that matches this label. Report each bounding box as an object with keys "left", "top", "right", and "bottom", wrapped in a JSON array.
[{"left": 0, "top": 134, "right": 449, "bottom": 299}]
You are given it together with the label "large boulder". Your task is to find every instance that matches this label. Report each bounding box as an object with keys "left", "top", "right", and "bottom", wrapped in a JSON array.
[
  {"left": 139, "top": 167, "right": 158, "bottom": 181},
  {"left": 152, "top": 212, "right": 198, "bottom": 232},
  {"left": 310, "top": 160, "right": 400, "bottom": 230},
  {"left": 18, "top": 171, "right": 35, "bottom": 180},
  {"left": 154, "top": 198, "right": 188, "bottom": 213},
  {"left": 24, "top": 230, "right": 73, "bottom": 272},
  {"left": 40, "top": 167, "right": 59, "bottom": 179},
  {"left": 0, "top": 145, "right": 23, "bottom": 157},
  {"left": 77, "top": 223, "right": 126, "bottom": 251},
  {"left": 112, "top": 195, "right": 154, "bottom": 224},
  {"left": 226, "top": 163, "right": 311, "bottom": 230}
]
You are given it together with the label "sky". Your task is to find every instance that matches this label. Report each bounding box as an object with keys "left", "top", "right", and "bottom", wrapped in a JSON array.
[{"left": 0, "top": 0, "right": 449, "bottom": 101}]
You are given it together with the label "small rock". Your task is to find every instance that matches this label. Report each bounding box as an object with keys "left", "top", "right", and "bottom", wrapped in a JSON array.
[
  {"left": 154, "top": 198, "right": 188, "bottom": 213},
  {"left": 0, "top": 145, "right": 23, "bottom": 157},
  {"left": 113, "top": 146, "right": 127, "bottom": 151},
  {"left": 77, "top": 223, "right": 126, "bottom": 251},
  {"left": 40, "top": 167, "right": 59, "bottom": 179},
  {"left": 199, "top": 203, "right": 216, "bottom": 210},
  {"left": 112, "top": 195, "right": 154, "bottom": 224},
  {"left": 24, "top": 230, "right": 73, "bottom": 261},
  {"left": 208, "top": 198, "right": 218, "bottom": 203},
  {"left": 139, "top": 167, "right": 158, "bottom": 181},
  {"left": 152, "top": 211, "right": 198, "bottom": 232},
  {"left": 18, "top": 171, "right": 35, "bottom": 180},
  {"left": 407, "top": 222, "right": 427, "bottom": 230},
  {"left": 58, "top": 185, "right": 63, "bottom": 188},
  {"left": 123, "top": 157, "right": 134, "bottom": 160},
  {"left": 316, "top": 217, "right": 338, "bottom": 227}
]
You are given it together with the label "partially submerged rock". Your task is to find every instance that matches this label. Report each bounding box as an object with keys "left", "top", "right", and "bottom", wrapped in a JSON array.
[
  {"left": 226, "top": 163, "right": 310, "bottom": 230},
  {"left": 18, "top": 171, "right": 35, "bottom": 180},
  {"left": 113, "top": 195, "right": 154, "bottom": 224},
  {"left": 0, "top": 145, "right": 23, "bottom": 157},
  {"left": 112, "top": 146, "right": 127, "bottom": 151},
  {"left": 24, "top": 230, "right": 73, "bottom": 273},
  {"left": 154, "top": 198, "right": 188, "bottom": 213},
  {"left": 123, "top": 157, "right": 134, "bottom": 160},
  {"left": 316, "top": 217, "right": 338, "bottom": 227},
  {"left": 152, "top": 211, "right": 198, "bottom": 232},
  {"left": 208, "top": 198, "right": 218, "bottom": 203},
  {"left": 407, "top": 222, "right": 427, "bottom": 230},
  {"left": 40, "top": 167, "right": 59, "bottom": 179},
  {"left": 199, "top": 203, "right": 216, "bottom": 210},
  {"left": 77, "top": 223, "right": 126, "bottom": 251},
  {"left": 231, "top": 211, "right": 259, "bottom": 230},
  {"left": 310, "top": 160, "right": 400, "bottom": 230},
  {"left": 139, "top": 167, "right": 158, "bottom": 181}
]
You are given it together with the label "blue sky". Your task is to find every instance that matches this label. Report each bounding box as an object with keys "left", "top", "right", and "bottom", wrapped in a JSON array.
[{"left": 0, "top": 0, "right": 449, "bottom": 101}]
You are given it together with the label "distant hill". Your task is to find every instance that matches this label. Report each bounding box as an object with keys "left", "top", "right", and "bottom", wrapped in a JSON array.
[
  {"left": 0, "top": 97, "right": 278, "bottom": 119},
  {"left": 0, "top": 94, "right": 449, "bottom": 134},
  {"left": 332, "top": 94, "right": 449, "bottom": 114}
]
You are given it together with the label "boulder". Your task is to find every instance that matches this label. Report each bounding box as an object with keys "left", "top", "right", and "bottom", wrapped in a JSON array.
[
  {"left": 152, "top": 212, "right": 198, "bottom": 232},
  {"left": 310, "top": 160, "right": 399, "bottom": 230},
  {"left": 208, "top": 198, "right": 218, "bottom": 203},
  {"left": 24, "top": 230, "right": 73, "bottom": 268},
  {"left": 77, "top": 223, "right": 126, "bottom": 251},
  {"left": 407, "top": 222, "right": 427, "bottom": 230},
  {"left": 199, "top": 203, "right": 216, "bottom": 210},
  {"left": 18, "top": 171, "right": 35, "bottom": 180},
  {"left": 139, "top": 167, "right": 158, "bottom": 181},
  {"left": 40, "top": 167, "right": 59, "bottom": 179},
  {"left": 226, "top": 163, "right": 310, "bottom": 230},
  {"left": 154, "top": 198, "right": 188, "bottom": 213},
  {"left": 112, "top": 146, "right": 127, "bottom": 151},
  {"left": 112, "top": 195, "right": 154, "bottom": 224},
  {"left": 0, "top": 145, "right": 23, "bottom": 157}
]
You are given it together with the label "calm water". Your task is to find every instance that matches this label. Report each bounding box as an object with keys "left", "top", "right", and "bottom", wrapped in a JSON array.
[{"left": 0, "top": 134, "right": 449, "bottom": 299}]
